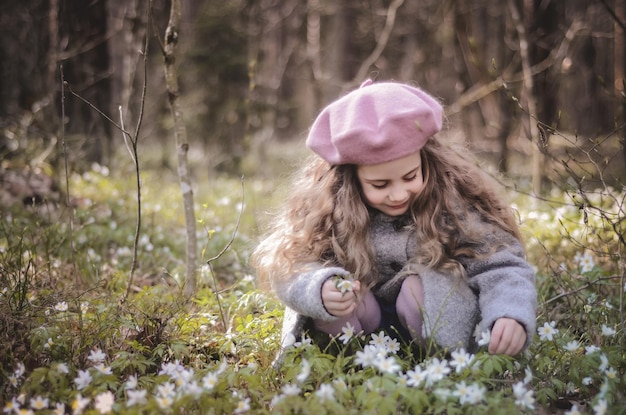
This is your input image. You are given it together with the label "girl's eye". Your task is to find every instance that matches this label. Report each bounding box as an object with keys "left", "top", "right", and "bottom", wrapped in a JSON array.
[
  {"left": 371, "top": 183, "right": 387, "bottom": 189},
  {"left": 404, "top": 174, "right": 417, "bottom": 182}
]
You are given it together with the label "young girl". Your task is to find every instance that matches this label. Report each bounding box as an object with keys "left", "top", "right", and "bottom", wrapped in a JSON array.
[{"left": 253, "top": 79, "right": 536, "bottom": 359}]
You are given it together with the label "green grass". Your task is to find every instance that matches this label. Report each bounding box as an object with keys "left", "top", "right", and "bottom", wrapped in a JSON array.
[{"left": 0, "top": 163, "right": 624, "bottom": 414}]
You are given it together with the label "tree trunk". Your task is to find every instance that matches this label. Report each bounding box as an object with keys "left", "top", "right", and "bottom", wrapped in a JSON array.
[{"left": 163, "top": 0, "right": 197, "bottom": 298}]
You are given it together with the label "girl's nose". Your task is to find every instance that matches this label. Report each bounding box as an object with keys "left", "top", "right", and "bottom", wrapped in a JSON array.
[{"left": 389, "top": 185, "right": 407, "bottom": 202}]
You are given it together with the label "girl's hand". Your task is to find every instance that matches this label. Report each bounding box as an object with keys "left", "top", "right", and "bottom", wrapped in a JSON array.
[
  {"left": 489, "top": 318, "right": 526, "bottom": 356},
  {"left": 321, "top": 278, "right": 361, "bottom": 317}
]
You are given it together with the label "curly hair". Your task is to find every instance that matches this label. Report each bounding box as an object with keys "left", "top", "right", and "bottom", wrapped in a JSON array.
[{"left": 252, "top": 137, "right": 522, "bottom": 290}]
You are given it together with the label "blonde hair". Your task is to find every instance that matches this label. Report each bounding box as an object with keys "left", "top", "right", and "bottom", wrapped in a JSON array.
[{"left": 251, "top": 137, "right": 521, "bottom": 289}]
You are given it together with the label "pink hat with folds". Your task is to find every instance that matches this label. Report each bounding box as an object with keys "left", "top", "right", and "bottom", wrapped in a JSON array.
[{"left": 306, "top": 79, "right": 443, "bottom": 165}]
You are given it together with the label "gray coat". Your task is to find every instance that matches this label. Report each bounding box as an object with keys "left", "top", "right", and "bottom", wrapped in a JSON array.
[{"left": 273, "top": 209, "right": 537, "bottom": 359}]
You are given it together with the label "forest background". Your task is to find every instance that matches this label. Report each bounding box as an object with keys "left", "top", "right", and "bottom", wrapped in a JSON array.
[{"left": 0, "top": 0, "right": 625, "bottom": 414}]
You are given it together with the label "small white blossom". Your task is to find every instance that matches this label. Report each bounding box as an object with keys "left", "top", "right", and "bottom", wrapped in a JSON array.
[
  {"left": 477, "top": 330, "right": 491, "bottom": 346},
  {"left": 563, "top": 340, "right": 581, "bottom": 352},
  {"left": 126, "top": 389, "right": 147, "bottom": 407},
  {"left": 425, "top": 358, "right": 450, "bottom": 386},
  {"left": 354, "top": 345, "right": 379, "bottom": 368},
  {"left": 513, "top": 381, "right": 535, "bottom": 410},
  {"left": 94, "top": 391, "right": 114, "bottom": 414},
  {"left": 582, "top": 377, "right": 592, "bottom": 386},
  {"left": 538, "top": 321, "right": 558, "bottom": 341},
  {"left": 87, "top": 349, "right": 107, "bottom": 364},
  {"left": 281, "top": 384, "right": 301, "bottom": 396},
  {"left": 73, "top": 370, "right": 92, "bottom": 390},
  {"left": 339, "top": 322, "right": 356, "bottom": 345},
  {"left": 296, "top": 359, "right": 310, "bottom": 383},
  {"left": 600, "top": 325, "right": 616, "bottom": 336},
  {"left": 30, "top": 396, "right": 49, "bottom": 410},
  {"left": 406, "top": 365, "right": 427, "bottom": 387},
  {"left": 315, "top": 383, "right": 335, "bottom": 402},
  {"left": 523, "top": 367, "right": 533, "bottom": 384},
  {"left": 202, "top": 372, "right": 219, "bottom": 391},
  {"left": 54, "top": 302, "right": 68, "bottom": 312},
  {"left": 374, "top": 355, "right": 401, "bottom": 374},
  {"left": 450, "top": 348, "right": 474, "bottom": 373},
  {"left": 233, "top": 397, "right": 251, "bottom": 414},
  {"left": 585, "top": 345, "right": 601, "bottom": 355},
  {"left": 599, "top": 354, "right": 609, "bottom": 372}
]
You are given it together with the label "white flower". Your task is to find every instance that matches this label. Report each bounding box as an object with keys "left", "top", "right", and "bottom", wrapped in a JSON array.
[
  {"left": 563, "top": 341, "right": 581, "bottom": 352},
  {"left": 374, "top": 355, "right": 401, "bottom": 374},
  {"left": 87, "top": 349, "right": 107, "bottom": 364},
  {"left": 29, "top": 396, "right": 49, "bottom": 410},
  {"left": 71, "top": 394, "right": 90, "bottom": 415},
  {"left": 94, "top": 364, "right": 112, "bottom": 375},
  {"left": 55, "top": 363, "right": 69, "bottom": 374},
  {"left": 477, "top": 330, "right": 491, "bottom": 346},
  {"left": 576, "top": 251, "right": 595, "bottom": 273},
  {"left": 465, "top": 383, "right": 486, "bottom": 405},
  {"left": 94, "top": 391, "right": 114, "bottom": 414},
  {"left": 406, "top": 365, "right": 428, "bottom": 387},
  {"left": 73, "top": 370, "right": 92, "bottom": 390},
  {"left": 126, "top": 389, "right": 147, "bottom": 407},
  {"left": 513, "top": 381, "right": 535, "bottom": 410},
  {"left": 339, "top": 322, "right": 356, "bottom": 344},
  {"left": 296, "top": 359, "right": 310, "bottom": 383},
  {"left": 425, "top": 358, "right": 450, "bottom": 386},
  {"left": 233, "top": 397, "right": 250, "bottom": 414},
  {"left": 156, "top": 395, "right": 173, "bottom": 410},
  {"left": 592, "top": 398, "right": 608, "bottom": 415},
  {"left": 54, "top": 302, "right": 68, "bottom": 312},
  {"left": 385, "top": 337, "right": 401, "bottom": 354},
  {"left": 453, "top": 381, "right": 472, "bottom": 404},
  {"left": 355, "top": 345, "right": 379, "bottom": 368},
  {"left": 4, "top": 398, "right": 20, "bottom": 413},
  {"left": 565, "top": 404, "right": 582, "bottom": 415},
  {"left": 582, "top": 377, "right": 592, "bottom": 386},
  {"left": 537, "top": 321, "right": 558, "bottom": 341},
  {"left": 53, "top": 402, "right": 65, "bottom": 415},
  {"left": 585, "top": 345, "right": 601, "bottom": 355},
  {"left": 450, "top": 348, "right": 474, "bottom": 373},
  {"left": 605, "top": 367, "right": 617, "bottom": 379},
  {"left": 157, "top": 382, "right": 176, "bottom": 399},
  {"left": 14, "top": 362, "right": 26, "bottom": 378},
  {"left": 523, "top": 367, "right": 533, "bottom": 384},
  {"left": 370, "top": 331, "right": 389, "bottom": 349},
  {"left": 281, "top": 384, "right": 301, "bottom": 396},
  {"left": 183, "top": 381, "right": 203, "bottom": 399},
  {"left": 600, "top": 325, "right": 616, "bottom": 336},
  {"left": 335, "top": 278, "right": 355, "bottom": 294},
  {"left": 125, "top": 375, "right": 138, "bottom": 390},
  {"left": 315, "top": 383, "right": 335, "bottom": 401},
  {"left": 202, "top": 372, "right": 219, "bottom": 391},
  {"left": 599, "top": 354, "right": 609, "bottom": 372},
  {"left": 80, "top": 302, "right": 89, "bottom": 314}
]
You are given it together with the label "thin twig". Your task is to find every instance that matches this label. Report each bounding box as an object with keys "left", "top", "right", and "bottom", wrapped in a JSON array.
[
  {"left": 59, "top": 65, "right": 77, "bottom": 281},
  {"left": 206, "top": 176, "right": 246, "bottom": 329},
  {"left": 543, "top": 275, "right": 623, "bottom": 305}
]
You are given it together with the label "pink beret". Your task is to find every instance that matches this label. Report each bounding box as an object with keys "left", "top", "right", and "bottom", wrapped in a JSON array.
[{"left": 306, "top": 80, "right": 443, "bottom": 165}]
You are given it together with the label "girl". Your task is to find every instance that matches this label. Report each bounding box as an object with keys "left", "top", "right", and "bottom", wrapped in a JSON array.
[{"left": 253, "top": 80, "right": 536, "bottom": 359}]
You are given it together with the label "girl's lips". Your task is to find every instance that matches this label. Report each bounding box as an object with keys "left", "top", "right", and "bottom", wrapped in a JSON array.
[{"left": 388, "top": 201, "right": 409, "bottom": 210}]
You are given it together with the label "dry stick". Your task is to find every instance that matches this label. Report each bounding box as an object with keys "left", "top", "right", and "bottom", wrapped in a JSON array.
[
  {"left": 205, "top": 176, "right": 246, "bottom": 330},
  {"left": 121, "top": 26, "right": 150, "bottom": 304},
  {"left": 351, "top": 0, "right": 405, "bottom": 87},
  {"left": 59, "top": 66, "right": 77, "bottom": 281}
]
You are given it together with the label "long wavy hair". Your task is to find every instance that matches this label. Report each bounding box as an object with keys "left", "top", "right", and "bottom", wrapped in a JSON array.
[{"left": 252, "top": 137, "right": 522, "bottom": 290}]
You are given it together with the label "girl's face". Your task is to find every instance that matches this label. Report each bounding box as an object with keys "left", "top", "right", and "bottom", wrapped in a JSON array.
[{"left": 356, "top": 151, "right": 425, "bottom": 216}]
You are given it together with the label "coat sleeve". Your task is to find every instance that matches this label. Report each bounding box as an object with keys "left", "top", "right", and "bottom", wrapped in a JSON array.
[
  {"left": 462, "top": 224, "right": 537, "bottom": 350},
  {"left": 271, "top": 264, "right": 350, "bottom": 322}
]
